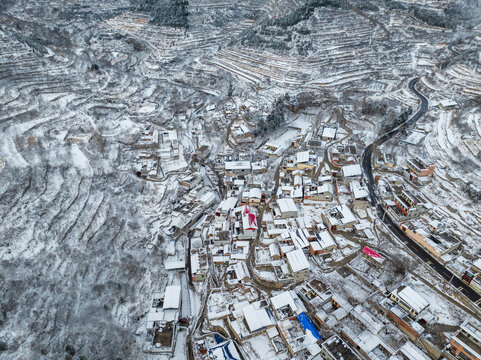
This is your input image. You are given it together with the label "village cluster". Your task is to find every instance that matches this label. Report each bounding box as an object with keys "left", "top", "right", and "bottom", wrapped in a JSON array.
[{"left": 130, "top": 99, "right": 481, "bottom": 360}]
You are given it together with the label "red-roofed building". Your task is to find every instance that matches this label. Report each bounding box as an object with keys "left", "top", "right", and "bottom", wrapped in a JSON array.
[
  {"left": 362, "top": 246, "right": 385, "bottom": 267},
  {"left": 237, "top": 206, "right": 258, "bottom": 240},
  {"left": 243, "top": 206, "right": 258, "bottom": 229}
]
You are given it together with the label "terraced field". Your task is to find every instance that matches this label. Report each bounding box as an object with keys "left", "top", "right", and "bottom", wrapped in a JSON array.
[
  {"left": 210, "top": 8, "right": 412, "bottom": 91},
  {"left": 0, "top": 4, "right": 183, "bottom": 358}
]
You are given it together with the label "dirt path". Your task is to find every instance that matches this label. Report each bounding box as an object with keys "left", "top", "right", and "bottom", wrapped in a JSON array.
[{"left": 246, "top": 155, "right": 288, "bottom": 294}]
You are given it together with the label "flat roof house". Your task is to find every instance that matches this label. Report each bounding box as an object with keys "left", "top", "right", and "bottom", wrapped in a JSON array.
[
  {"left": 310, "top": 231, "right": 336, "bottom": 255},
  {"left": 270, "top": 290, "right": 306, "bottom": 320},
  {"left": 161, "top": 130, "right": 178, "bottom": 149},
  {"left": 216, "top": 197, "right": 238, "bottom": 217},
  {"left": 305, "top": 183, "right": 334, "bottom": 202},
  {"left": 350, "top": 181, "right": 370, "bottom": 210},
  {"left": 390, "top": 285, "right": 429, "bottom": 320},
  {"left": 296, "top": 151, "right": 317, "bottom": 173},
  {"left": 397, "top": 341, "right": 431, "bottom": 360},
  {"left": 277, "top": 198, "right": 299, "bottom": 218},
  {"left": 225, "top": 160, "right": 251, "bottom": 176},
  {"left": 248, "top": 188, "right": 262, "bottom": 206},
  {"left": 406, "top": 156, "right": 434, "bottom": 178},
  {"left": 136, "top": 130, "right": 159, "bottom": 149},
  {"left": 341, "top": 164, "right": 362, "bottom": 185},
  {"left": 322, "top": 127, "right": 337, "bottom": 141},
  {"left": 191, "top": 250, "right": 209, "bottom": 282},
  {"left": 322, "top": 205, "right": 358, "bottom": 232},
  {"left": 320, "top": 334, "right": 362, "bottom": 360},
  {"left": 144, "top": 285, "right": 181, "bottom": 355},
  {"left": 242, "top": 304, "right": 275, "bottom": 334},
  {"left": 400, "top": 224, "right": 461, "bottom": 263},
  {"left": 286, "top": 249, "right": 310, "bottom": 282},
  {"left": 392, "top": 190, "right": 425, "bottom": 220}
]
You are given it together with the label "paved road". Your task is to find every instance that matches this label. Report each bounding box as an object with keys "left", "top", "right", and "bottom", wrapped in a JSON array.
[
  {"left": 361, "top": 78, "right": 481, "bottom": 307},
  {"left": 441, "top": 44, "right": 461, "bottom": 70}
]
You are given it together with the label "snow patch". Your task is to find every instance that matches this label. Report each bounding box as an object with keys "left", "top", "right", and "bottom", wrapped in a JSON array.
[
  {"left": 0, "top": 133, "right": 28, "bottom": 168},
  {"left": 70, "top": 144, "right": 93, "bottom": 177}
]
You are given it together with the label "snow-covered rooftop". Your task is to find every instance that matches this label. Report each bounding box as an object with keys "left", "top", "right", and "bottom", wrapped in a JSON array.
[
  {"left": 322, "top": 127, "right": 337, "bottom": 139},
  {"left": 316, "top": 231, "right": 336, "bottom": 249},
  {"left": 325, "top": 205, "right": 357, "bottom": 225},
  {"left": 242, "top": 304, "right": 274, "bottom": 333},
  {"left": 271, "top": 290, "right": 303, "bottom": 314},
  {"left": 296, "top": 151, "right": 310, "bottom": 163},
  {"left": 341, "top": 164, "right": 362, "bottom": 178},
  {"left": 286, "top": 249, "right": 309, "bottom": 273},
  {"left": 277, "top": 198, "right": 298, "bottom": 215},
  {"left": 350, "top": 181, "right": 369, "bottom": 199},
  {"left": 191, "top": 253, "right": 200, "bottom": 274},
  {"left": 399, "top": 341, "right": 431, "bottom": 360},
  {"left": 225, "top": 160, "right": 251, "bottom": 171},
  {"left": 217, "top": 197, "right": 238, "bottom": 213},
  {"left": 394, "top": 286, "right": 429, "bottom": 314},
  {"left": 318, "top": 183, "right": 334, "bottom": 194},
  {"left": 164, "top": 285, "right": 181, "bottom": 310},
  {"left": 249, "top": 188, "right": 262, "bottom": 199}
]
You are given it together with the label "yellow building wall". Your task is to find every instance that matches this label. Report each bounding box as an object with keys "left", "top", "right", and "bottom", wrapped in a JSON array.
[{"left": 402, "top": 227, "right": 440, "bottom": 258}]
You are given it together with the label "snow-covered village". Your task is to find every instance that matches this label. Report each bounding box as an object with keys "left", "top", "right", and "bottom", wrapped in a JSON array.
[{"left": 0, "top": 0, "right": 481, "bottom": 359}]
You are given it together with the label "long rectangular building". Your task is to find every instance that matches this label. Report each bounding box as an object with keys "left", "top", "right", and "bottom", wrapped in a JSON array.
[
  {"left": 450, "top": 320, "right": 481, "bottom": 360},
  {"left": 390, "top": 285, "right": 429, "bottom": 319}
]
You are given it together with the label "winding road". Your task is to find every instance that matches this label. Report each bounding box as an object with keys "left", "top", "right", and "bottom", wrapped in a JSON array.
[
  {"left": 361, "top": 78, "right": 481, "bottom": 308},
  {"left": 440, "top": 44, "right": 461, "bottom": 70}
]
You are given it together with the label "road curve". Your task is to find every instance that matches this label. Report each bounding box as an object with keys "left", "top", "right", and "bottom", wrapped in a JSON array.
[
  {"left": 361, "top": 78, "right": 481, "bottom": 308},
  {"left": 441, "top": 44, "right": 461, "bottom": 70}
]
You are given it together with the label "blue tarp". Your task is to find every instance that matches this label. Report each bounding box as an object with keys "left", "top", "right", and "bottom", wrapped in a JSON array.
[
  {"left": 214, "top": 334, "right": 225, "bottom": 344},
  {"left": 297, "top": 312, "right": 323, "bottom": 340},
  {"left": 208, "top": 340, "right": 241, "bottom": 360}
]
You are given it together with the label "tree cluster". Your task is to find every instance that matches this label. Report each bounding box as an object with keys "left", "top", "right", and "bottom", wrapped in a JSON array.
[
  {"left": 0, "top": 0, "right": 14, "bottom": 12},
  {"left": 254, "top": 95, "right": 290, "bottom": 137},
  {"left": 394, "top": 108, "right": 411, "bottom": 127},
  {"left": 379, "top": 108, "right": 412, "bottom": 134},
  {"left": 238, "top": 0, "right": 340, "bottom": 53},
  {"left": 272, "top": 0, "right": 341, "bottom": 28},
  {"left": 297, "top": 40, "right": 313, "bottom": 55},
  {"left": 383, "top": 0, "right": 480, "bottom": 29},
  {"left": 357, "top": 3, "right": 379, "bottom": 12},
  {"left": 411, "top": 7, "right": 447, "bottom": 28},
  {"left": 137, "top": 0, "right": 189, "bottom": 28},
  {"left": 361, "top": 99, "right": 388, "bottom": 116},
  {"left": 464, "top": 182, "right": 481, "bottom": 203},
  {"left": 239, "top": 28, "right": 290, "bottom": 51}
]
